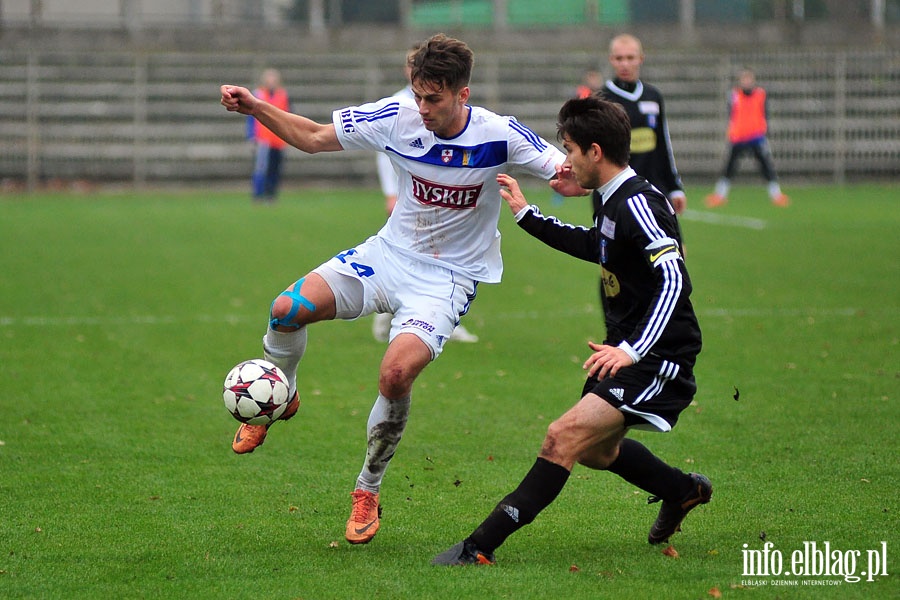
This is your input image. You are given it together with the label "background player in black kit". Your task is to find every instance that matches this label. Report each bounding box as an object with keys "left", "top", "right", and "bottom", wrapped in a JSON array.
[
  {"left": 600, "top": 33, "right": 686, "bottom": 215},
  {"left": 433, "top": 96, "right": 711, "bottom": 566}
]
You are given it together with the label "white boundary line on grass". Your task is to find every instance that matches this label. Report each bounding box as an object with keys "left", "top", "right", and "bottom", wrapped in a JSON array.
[
  {"left": 680, "top": 208, "right": 767, "bottom": 230},
  {"left": 492, "top": 307, "right": 863, "bottom": 320},
  {"left": 0, "top": 314, "right": 254, "bottom": 326},
  {"left": 0, "top": 308, "right": 866, "bottom": 327}
]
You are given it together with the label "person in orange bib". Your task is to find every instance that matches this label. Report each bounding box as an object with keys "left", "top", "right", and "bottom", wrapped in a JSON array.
[
  {"left": 574, "top": 68, "right": 602, "bottom": 100},
  {"left": 706, "top": 68, "right": 789, "bottom": 208},
  {"left": 247, "top": 68, "right": 290, "bottom": 202}
]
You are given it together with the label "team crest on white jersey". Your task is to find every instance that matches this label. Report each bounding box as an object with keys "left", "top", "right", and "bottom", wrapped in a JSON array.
[{"left": 441, "top": 149, "right": 453, "bottom": 163}]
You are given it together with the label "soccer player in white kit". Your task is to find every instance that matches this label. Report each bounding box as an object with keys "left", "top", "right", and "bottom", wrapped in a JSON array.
[
  {"left": 371, "top": 44, "right": 479, "bottom": 344},
  {"left": 220, "top": 34, "right": 580, "bottom": 545}
]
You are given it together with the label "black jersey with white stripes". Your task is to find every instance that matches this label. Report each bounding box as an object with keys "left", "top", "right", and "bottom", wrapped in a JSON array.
[
  {"left": 516, "top": 175, "right": 701, "bottom": 368},
  {"left": 600, "top": 78, "right": 684, "bottom": 199}
]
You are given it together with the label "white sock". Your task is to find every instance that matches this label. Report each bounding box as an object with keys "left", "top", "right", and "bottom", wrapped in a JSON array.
[
  {"left": 355, "top": 393, "right": 411, "bottom": 494},
  {"left": 262, "top": 326, "right": 307, "bottom": 396},
  {"left": 768, "top": 181, "right": 783, "bottom": 199},
  {"left": 715, "top": 178, "right": 730, "bottom": 199}
]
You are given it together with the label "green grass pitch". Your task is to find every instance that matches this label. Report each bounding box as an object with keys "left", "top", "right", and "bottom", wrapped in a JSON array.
[{"left": 0, "top": 184, "right": 896, "bottom": 599}]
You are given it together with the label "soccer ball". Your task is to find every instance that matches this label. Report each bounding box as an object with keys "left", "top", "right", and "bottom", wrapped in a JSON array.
[{"left": 222, "top": 359, "right": 290, "bottom": 426}]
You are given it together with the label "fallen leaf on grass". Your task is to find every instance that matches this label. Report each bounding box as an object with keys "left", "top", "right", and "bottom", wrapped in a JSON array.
[
  {"left": 662, "top": 545, "right": 679, "bottom": 558},
  {"left": 708, "top": 587, "right": 722, "bottom": 598},
  {"left": 328, "top": 541, "right": 339, "bottom": 548},
  {"left": 569, "top": 564, "right": 580, "bottom": 572}
]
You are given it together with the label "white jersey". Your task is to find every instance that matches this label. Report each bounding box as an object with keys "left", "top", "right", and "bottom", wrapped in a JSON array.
[
  {"left": 376, "top": 86, "right": 415, "bottom": 198},
  {"left": 334, "top": 96, "right": 564, "bottom": 283}
]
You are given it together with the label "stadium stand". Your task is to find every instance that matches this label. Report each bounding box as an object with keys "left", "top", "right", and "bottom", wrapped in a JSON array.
[{"left": 1, "top": 43, "right": 897, "bottom": 189}]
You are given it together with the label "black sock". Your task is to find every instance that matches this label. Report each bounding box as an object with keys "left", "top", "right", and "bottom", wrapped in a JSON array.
[
  {"left": 605, "top": 438, "right": 691, "bottom": 501},
  {"left": 467, "top": 457, "right": 570, "bottom": 554}
]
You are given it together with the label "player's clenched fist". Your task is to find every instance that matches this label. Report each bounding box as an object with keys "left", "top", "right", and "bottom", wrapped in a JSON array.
[{"left": 220, "top": 85, "right": 258, "bottom": 115}]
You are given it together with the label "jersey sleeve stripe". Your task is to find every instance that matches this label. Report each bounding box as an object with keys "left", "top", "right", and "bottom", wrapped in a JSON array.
[
  {"left": 627, "top": 194, "right": 667, "bottom": 242},
  {"left": 353, "top": 102, "right": 400, "bottom": 121},
  {"left": 632, "top": 258, "right": 682, "bottom": 356},
  {"left": 528, "top": 205, "right": 592, "bottom": 233},
  {"left": 354, "top": 108, "right": 400, "bottom": 123},
  {"left": 351, "top": 102, "right": 400, "bottom": 117},
  {"left": 509, "top": 119, "right": 548, "bottom": 152},
  {"left": 625, "top": 192, "right": 684, "bottom": 356}
]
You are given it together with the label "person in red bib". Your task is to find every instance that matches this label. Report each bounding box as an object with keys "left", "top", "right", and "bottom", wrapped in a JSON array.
[
  {"left": 247, "top": 69, "right": 290, "bottom": 202},
  {"left": 706, "top": 68, "right": 789, "bottom": 208}
]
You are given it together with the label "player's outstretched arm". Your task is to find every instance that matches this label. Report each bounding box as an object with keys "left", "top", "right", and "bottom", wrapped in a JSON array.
[
  {"left": 497, "top": 173, "right": 529, "bottom": 215},
  {"left": 220, "top": 84, "right": 342, "bottom": 154},
  {"left": 220, "top": 85, "right": 259, "bottom": 115},
  {"left": 498, "top": 173, "right": 600, "bottom": 263}
]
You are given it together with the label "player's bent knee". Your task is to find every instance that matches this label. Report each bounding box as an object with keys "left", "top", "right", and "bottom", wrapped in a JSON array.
[
  {"left": 270, "top": 294, "right": 295, "bottom": 321},
  {"left": 539, "top": 421, "right": 577, "bottom": 465},
  {"left": 379, "top": 363, "right": 416, "bottom": 398},
  {"left": 269, "top": 277, "right": 318, "bottom": 329},
  {"left": 378, "top": 334, "right": 431, "bottom": 397}
]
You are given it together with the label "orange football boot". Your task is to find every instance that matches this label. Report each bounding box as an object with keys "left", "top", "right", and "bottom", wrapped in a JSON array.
[
  {"left": 345, "top": 490, "right": 381, "bottom": 544},
  {"left": 704, "top": 193, "right": 727, "bottom": 208},
  {"left": 232, "top": 391, "right": 299, "bottom": 454},
  {"left": 772, "top": 193, "right": 790, "bottom": 207}
]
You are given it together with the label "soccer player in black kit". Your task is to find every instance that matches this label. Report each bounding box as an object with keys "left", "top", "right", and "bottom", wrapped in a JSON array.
[
  {"left": 433, "top": 96, "right": 710, "bottom": 566},
  {"left": 600, "top": 33, "right": 686, "bottom": 214}
]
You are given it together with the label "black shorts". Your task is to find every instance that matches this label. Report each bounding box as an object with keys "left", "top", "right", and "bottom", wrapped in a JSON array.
[{"left": 581, "top": 354, "right": 696, "bottom": 432}]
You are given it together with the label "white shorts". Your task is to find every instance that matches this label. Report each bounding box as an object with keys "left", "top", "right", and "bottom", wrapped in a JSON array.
[{"left": 313, "top": 236, "right": 477, "bottom": 359}]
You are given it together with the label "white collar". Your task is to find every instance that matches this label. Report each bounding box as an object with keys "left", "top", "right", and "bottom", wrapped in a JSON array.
[
  {"left": 605, "top": 79, "right": 644, "bottom": 103},
  {"left": 596, "top": 167, "right": 637, "bottom": 205}
]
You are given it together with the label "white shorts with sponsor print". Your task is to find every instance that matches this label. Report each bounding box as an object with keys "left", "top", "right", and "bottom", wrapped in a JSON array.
[{"left": 313, "top": 235, "right": 477, "bottom": 359}]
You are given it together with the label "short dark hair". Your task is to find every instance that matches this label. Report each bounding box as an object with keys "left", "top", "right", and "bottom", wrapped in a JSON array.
[
  {"left": 557, "top": 97, "right": 631, "bottom": 167},
  {"left": 409, "top": 34, "right": 474, "bottom": 93}
]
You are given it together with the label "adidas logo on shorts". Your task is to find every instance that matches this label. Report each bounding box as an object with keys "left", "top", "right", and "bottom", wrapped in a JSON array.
[{"left": 610, "top": 387, "right": 625, "bottom": 401}]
